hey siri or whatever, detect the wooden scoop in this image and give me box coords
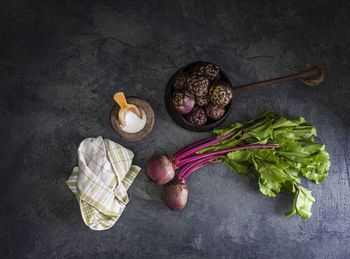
[113,92,142,127]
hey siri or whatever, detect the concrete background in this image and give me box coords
[1,0,349,258]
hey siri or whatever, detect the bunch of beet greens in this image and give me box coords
[146,110,330,219]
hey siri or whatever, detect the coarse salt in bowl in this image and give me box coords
[110,97,155,141]
[120,108,147,133]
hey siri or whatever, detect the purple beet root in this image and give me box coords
[146,155,175,185]
[162,179,188,211]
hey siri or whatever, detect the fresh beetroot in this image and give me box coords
[146,116,280,211]
[146,155,175,185]
[162,179,188,211]
[146,111,330,220]
[145,136,222,185]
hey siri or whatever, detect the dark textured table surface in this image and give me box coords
[1,0,350,258]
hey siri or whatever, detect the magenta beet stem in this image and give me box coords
[175,129,241,161]
[183,158,222,180]
[178,154,223,179]
[183,162,210,180]
[174,144,279,168]
[173,136,216,158]
[177,160,199,179]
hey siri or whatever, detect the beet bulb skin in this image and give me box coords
[162,180,188,211]
[146,155,175,185]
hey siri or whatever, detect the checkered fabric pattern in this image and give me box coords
[66,136,141,230]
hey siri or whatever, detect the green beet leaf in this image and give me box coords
[199,110,330,219]
[285,185,315,219]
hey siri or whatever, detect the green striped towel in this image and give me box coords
[66,137,140,230]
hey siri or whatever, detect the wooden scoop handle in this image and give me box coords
[114,92,128,109]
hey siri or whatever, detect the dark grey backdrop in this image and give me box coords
[1,0,349,258]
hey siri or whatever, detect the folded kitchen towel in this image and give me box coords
[66,136,141,230]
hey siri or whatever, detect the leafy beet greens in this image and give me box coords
[197,110,330,219]
[148,110,330,218]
